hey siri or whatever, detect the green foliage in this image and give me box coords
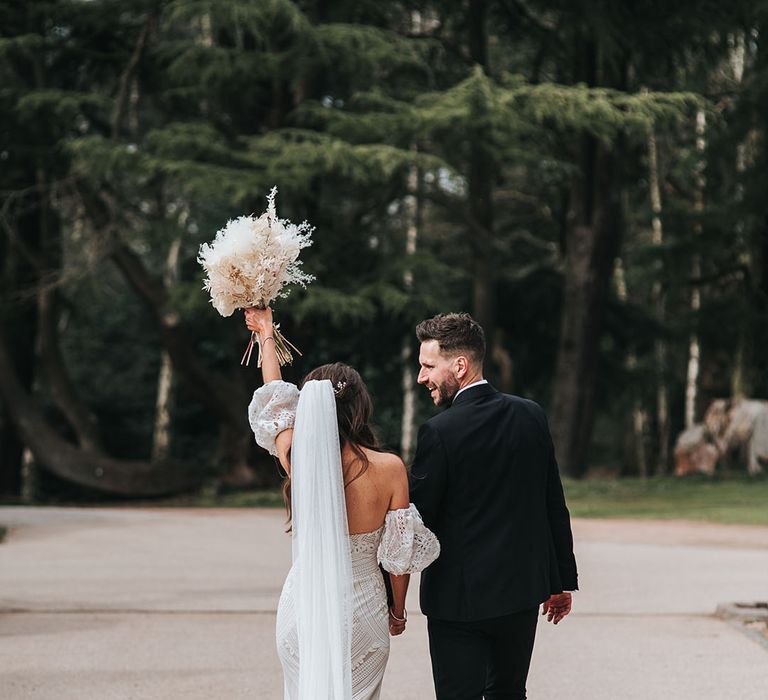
[2,0,767,499]
[510,84,701,140]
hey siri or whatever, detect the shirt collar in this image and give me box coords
[453,379,488,403]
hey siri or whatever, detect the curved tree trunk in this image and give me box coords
[0,324,200,496]
[76,183,255,483]
[38,284,103,452]
[0,207,39,497]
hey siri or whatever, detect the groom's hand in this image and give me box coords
[542,592,572,625]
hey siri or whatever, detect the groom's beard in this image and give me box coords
[435,376,460,406]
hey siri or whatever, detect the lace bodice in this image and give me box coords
[349,527,384,579]
[349,527,384,559]
[248,380,300,456]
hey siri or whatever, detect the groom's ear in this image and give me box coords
[454,355,469,378]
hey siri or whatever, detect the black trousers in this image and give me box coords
[427,607,539,700]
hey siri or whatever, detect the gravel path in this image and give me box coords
[1,507,766,699]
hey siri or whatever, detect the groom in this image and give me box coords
[409,312,578,700]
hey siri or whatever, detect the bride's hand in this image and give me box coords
[388,608,406,636]
[245,307,273,336]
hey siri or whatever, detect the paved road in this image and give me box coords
[1,507,766,699]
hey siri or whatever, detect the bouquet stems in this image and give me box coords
[240,323,302,367]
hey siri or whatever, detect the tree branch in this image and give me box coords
[111,14,154,139]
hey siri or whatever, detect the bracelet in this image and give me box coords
[261,336,275,345]
[388,608,407,623]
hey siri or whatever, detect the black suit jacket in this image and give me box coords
[410,383,578,622]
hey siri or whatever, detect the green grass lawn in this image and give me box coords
[562,475,768,526]
[6,476,766,528]
[153,488,287,509]
[160,474,768,527]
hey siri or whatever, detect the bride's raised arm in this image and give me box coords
[245,307,281,384]
[246,306,295,474]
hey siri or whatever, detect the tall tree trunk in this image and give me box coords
[647,122,670,472]
[758,213,768,385]
[152,234,182,462]
[400,157,420,462]
[152,349,174,461]
[550,133,624,478]
[614,257,648,477]
[400,10,428,462]
[729,36,752,399]
[731,140,753,400]
[400,337,417,461]
[685,110,706,429]
[751,20,768,398]
[550,36,626,478]
[467,0,497,360]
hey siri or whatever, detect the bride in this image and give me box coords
[245,307,440,700]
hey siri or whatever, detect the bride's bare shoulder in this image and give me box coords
[366,449,406,475]
[367,451,408,502]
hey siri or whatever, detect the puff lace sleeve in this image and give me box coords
[247,380,300,456]
[377,503,440,575]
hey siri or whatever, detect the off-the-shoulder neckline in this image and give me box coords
[348,524,384,536]
[347,505,415,536]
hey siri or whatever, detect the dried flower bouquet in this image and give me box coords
[198,187,314,366]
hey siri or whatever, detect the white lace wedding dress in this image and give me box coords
[249,380,440,700]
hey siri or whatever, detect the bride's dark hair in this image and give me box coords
[281,362,385,525]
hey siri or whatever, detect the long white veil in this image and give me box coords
[291,379,353,699]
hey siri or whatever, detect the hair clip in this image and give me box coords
[334,380,347,395]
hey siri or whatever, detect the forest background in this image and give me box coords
[1,0,767,502]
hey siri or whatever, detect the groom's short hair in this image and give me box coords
[416,313,486,365]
